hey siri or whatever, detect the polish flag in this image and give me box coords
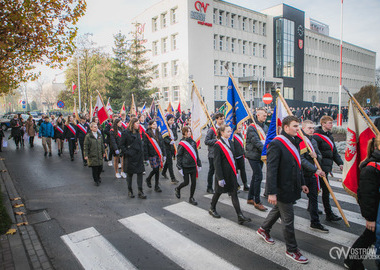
[177,102,181,113]
[191,86,209,148]
[72,82,77,94]
[93,95,108,124]
[342,99,377,198]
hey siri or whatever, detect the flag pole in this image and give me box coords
[157,103,177,154]
[191,80,216,130]
[343,86,380,135]
[276,89,350,227]
[90,96,93,118]
[96,90,110,120]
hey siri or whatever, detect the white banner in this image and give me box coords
[191,88,209,149]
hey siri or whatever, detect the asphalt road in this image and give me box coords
[1,131,375,270]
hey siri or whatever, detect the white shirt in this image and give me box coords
[222,137,230,148]
[92,132,98,139]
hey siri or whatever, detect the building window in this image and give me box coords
[231,38,235,52]
[172,60,178,76]
[214,35,217,50]
[162,62,168,77]
[219,11,223,25]
[163,87,169,102]
[220,86,224,99]
[220,61,224,76]
[243,64,246,77]
[226,37,229,52]
[243,87,246,98]
[253,43,256,56]
[152,17,158,32]
[243,41,246,54]
[161,13,167,28]
[152,41,158,56]
[275,18,295,78]
[173,86,179,102]
[232,63,235,76]
[213,9,217,24]
[171,8,177,24]
[219,36,224,50]
[263,45,266,58]
[171,34,177,50]
[283,87,294,99]
[253,65,257,77]
[263,23,266,35]
[225,12,229,26]
[242,18,246,31]
[263,66,266,77]
[214,60,217,75]
[214,86,217,99]
[231,14,235,28]
[162,37,167,53]
[252,20,256,33]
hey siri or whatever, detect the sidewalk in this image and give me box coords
[0,158,53,270]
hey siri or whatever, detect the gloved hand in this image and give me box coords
[197,166,202,172]
[170,140,175,145]
[115,150,120,155]
[236,173,239,180]
[163,156,166,162]
[179,169,184,176]
[218,180,226,187]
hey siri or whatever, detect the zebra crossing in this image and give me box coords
[61,178,362,270]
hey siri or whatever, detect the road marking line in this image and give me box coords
[165,202,343,270]
[61,227,137,270]
[119,213,239,270]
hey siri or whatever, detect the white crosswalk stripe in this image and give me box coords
[204,194,357,247]
[61,227,137,270]
[119,213,239,270]
[164,202,344,270]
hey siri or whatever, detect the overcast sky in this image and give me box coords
[39,0,380,82]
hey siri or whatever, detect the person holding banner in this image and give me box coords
[314,116,343,222]
[110,119,126,179]
[162,114,178,184]
[232,124,249,191]
[175,126,202,205]
[344,135,380,270]
[257,116,309,264]
[205,112,225,194]
[209,124,251,225]
[54,116,65,156]
[64,115,77,161]
[144,120,166,192]
[76,117,90,166]
[300,120,329,233]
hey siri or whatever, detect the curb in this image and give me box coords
[0,159,53,270]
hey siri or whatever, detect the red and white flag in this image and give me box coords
[106,98,113,115]
[93,94,108,124]
[72,82,77,94]
[120,101,126,115]
[191,86,209,148]
[343,99,377,198]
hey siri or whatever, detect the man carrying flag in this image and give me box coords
[161,114,179,184]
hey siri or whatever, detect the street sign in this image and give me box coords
[263,93,273,104]
[366,98,371,104]
[21,101,26,105]
[22,105,26,109]
[57,100,65,108]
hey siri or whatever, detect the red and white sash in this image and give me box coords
[146,132,163,168]
[121,121,128,129]
[250,123,266,144]
[117,130,122,138]
[77,123,87,134]
[273,135,301,169]
[234,134,244,149]
[55,125,64,134]
[67,124,76,135]
[303,135,320,191]
[179,141,199,177]
[367,162,380,171]
[210,127,217,136]
[139,124,146,134]
[168,125,178,156]
[314,133,334,152]
[215,140,237,176]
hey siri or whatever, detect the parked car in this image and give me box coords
[0,114,29,131]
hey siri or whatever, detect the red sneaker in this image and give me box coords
[256,227,275,245]
[285,249,309,264]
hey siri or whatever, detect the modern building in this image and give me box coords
[133,0,376,111]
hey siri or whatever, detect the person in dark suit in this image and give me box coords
[208,124,251,225]
[232,124,249,191]
[257,116,309,264]
[76,116,90,166]
[63,115,77,161]
[162,114,178,183]
[121,117,146,199]
[374,116,380,132]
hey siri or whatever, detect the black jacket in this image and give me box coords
[76,122,90,141]
[143,129,166,159]
[313,126,343,173]
[10,118,21,137]
[204,127,218,159]
[233,133,245,158]
[54,122,65,140]
[245,120,268,161]
[110,127,123,153]
[176,138,202,170]
[301,132,322,178]
[163,124,178,158]
[103,121,113,144]
[357,149,380,222]
[121,129,145,174]
[64,123,77,141]
[266,131,305,203]
[214,138,239,193]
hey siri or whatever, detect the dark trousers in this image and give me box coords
[91,165,103,183]
[345,228,376,270]
[79,138,85,161]
[247,159,263,203]
[236,157,248,186]
[207,158,215,190]
[147,167,160,187]
[211,190,242,215]
[262,201,298,252]
[177,167,197,198]
[14,135,21,147]
[127,173,143,191]
[29,136,34,147]
[68,139,76,159]
[320,174,333,215]
[162,154,175,179]
[305,176,320,225]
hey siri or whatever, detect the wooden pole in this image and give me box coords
[191,80,216,130]
[276,89,350,227]
[157,104,177,155]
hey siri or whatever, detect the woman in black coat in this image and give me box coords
[110,119,126,179]
[121,117,146,199]
[10,114,22,149]
[209,124,251,225]
[175,126,201,205]
[233,124,249,191]
[345,135,380,270]
[144,119,166,192]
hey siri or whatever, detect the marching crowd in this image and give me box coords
[1,107,380,269]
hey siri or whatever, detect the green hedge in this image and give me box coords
[0,185,12,235]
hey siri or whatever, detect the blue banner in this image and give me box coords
[225,77,249,137]
[261,106,277,158]
[156,107,169,138]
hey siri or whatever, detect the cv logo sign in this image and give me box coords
[195,1,209,13]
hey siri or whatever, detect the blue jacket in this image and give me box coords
[39,122,54,138]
